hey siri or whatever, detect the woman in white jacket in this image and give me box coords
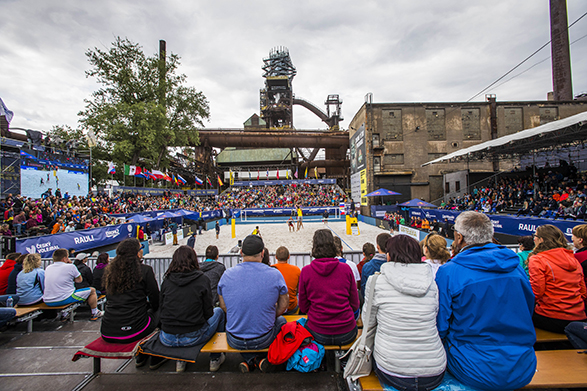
[363,234,446,391]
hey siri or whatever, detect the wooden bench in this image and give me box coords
[9,306,43,333]
[358,350,587,390]
[33,301,82,322]
[283,314,363,328]
[535,328,568,343]
[201,330,361,372]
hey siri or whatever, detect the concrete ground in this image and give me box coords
[0,307,344,391]
[145,220,390,258]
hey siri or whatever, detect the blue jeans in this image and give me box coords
[227,316,286,363]
[160,307,225,348]
[565,321,587,349]
[0,308,16,327]
[373,357,445,391]
[306,324,358,346]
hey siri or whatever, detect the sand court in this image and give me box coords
[145,219,390,259]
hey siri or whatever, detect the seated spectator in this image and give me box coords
[0,295,20,328]
[51,218,65,234]
[92,253,109,295]
[3,253,22,295]
[436,211,536,390]
[565,321,587,349]
[74,253,93,290]
[0,223,12,236]
[218,235,288,373]
[43,249,102,321]
[100,239,165,368]
[421,233,450,277]
[517,235,534,278]
[333,236,360,290]
[357,243,375,278]
[261,247,271,266]
[271,246,301,315]
[530,225,587,333]
[364,234,446,390]
[16,253,45,305]
[159,246,225,372]
[360,233,391,299]
[0,253,21,295]
[299,229,359,346]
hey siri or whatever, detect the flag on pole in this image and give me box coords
[207,176,212,186]
[304,167,308,178]
[0,98,14,123]
[229,170,234,185]
[163,172,172,182]
[217,174,224,187]
[172,174,177,184]
[177,174,186,185]
[195,175,203,185]
[144,169,157,180]
[266,169,269,180]
[277,170,280,180]
[124,164,137,176]
[257,170,259,181]
[295,168,298,179]
[286,169,289,180]
[134,167,147,178]
[107,162,116,174]
[151,170,165,180]
[314,167,318,178]
[249,171,251,180]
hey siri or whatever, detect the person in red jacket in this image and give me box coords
[530,224,587,333]
[0,253,21,295]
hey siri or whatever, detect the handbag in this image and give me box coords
[341,272,379,381]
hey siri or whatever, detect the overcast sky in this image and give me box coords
[1,0,586,134]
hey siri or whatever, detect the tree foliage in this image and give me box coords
[78,37,209,170]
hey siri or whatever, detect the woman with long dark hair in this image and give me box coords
[100,238,163,368]
[92,253,109,295]
[298,229,359,345]
[364,235,446,391]
[530,224,587,333]
[158,245,225,372]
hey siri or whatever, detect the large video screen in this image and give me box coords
[20,148,89,199]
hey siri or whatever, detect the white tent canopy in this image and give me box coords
[422,111,587,166]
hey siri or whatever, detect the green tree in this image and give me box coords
[78,37,209,171]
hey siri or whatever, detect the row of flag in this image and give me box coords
[229,167,319,181]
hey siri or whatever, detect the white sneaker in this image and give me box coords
[90,310,104,321]
[176,360,187,372]
[209,353,225,372]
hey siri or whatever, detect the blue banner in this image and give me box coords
[113,186,217,196]
[232,179,336,187]
[239,206,338,217]
[408,208,581,239]
[16,222,139,257]
[371,205,399,218]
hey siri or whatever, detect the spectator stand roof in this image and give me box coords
[422,111,587,166]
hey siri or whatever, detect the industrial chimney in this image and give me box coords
[550,0,573,101]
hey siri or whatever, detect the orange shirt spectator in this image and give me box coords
[51,219,65,234]
[272,246,301,314]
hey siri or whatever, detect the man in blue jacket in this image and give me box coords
[436,211,536,390]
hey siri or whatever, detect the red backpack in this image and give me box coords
[268,321,313,365]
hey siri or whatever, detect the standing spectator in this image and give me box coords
[272,246,301,315]
[43,249,102,321]
[436,211,536,390]
[92,253,109,295]
[170,222,178,246]
[0,253,21,295]
[187,233,196,249]
[360,233,391,299]
[299,229,359,346]
[517,236,535,278]
[215,221,220,240]
[158,246,225,372]
[16,253,45,306]
[529,225,587,333]
[218,235,288,373]
[363,234,446,390]
[422,233,451,277]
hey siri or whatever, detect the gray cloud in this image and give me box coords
[1,0,586,133]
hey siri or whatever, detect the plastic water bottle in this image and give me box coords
[6,296,13,307]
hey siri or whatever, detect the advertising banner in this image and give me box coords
[16,222,138,257]
[408,208,580,239]
[113,186,217,196]
[241,206,339,217]
[232,179,336,187]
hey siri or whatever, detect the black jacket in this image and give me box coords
[92,266,106,294]
[74,262,93,289]
[101,264,160,339]
[159,270,214,335]
[199,261,226,306]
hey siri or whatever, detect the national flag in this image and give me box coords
[135,167,147,178]
[124,164,137,176]
[195,175,203,186]
[277,170,280,180]
[229,170,234,185]
[286,169,289,180]
[107,162,116,174]
[171,174,177,184]
[294,168,298,179]
[207,176,212,186]
[0,97,14,123]
[177,174,186,185]
[143,169,157,180]
[257,170,259,181]
[314,167,318,178]
[266,169,269,180]
[248,171,251,180]
[151,170,165,180]
[163,172,172,182]
[217,174,223,186]
[304,167,308,178]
